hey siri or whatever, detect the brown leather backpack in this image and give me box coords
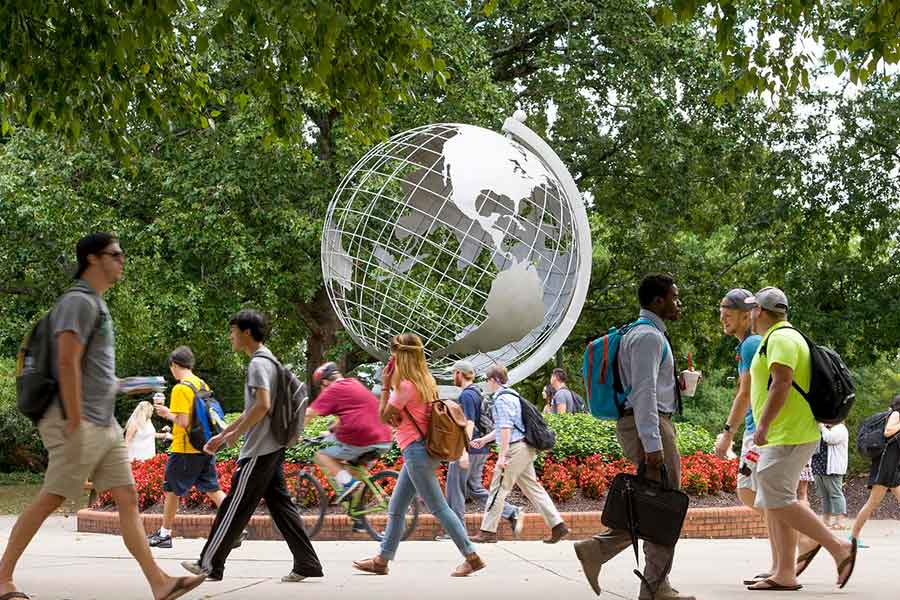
[406,397,469,461]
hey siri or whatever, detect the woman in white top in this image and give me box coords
[124,401,170,461]
[811,422,849,529]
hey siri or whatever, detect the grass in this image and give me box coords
[0,473,88,514]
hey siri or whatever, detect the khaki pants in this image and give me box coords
[480,441,562,533]
[583,415,681,592]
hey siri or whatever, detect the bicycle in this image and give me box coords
[292,434,419,541]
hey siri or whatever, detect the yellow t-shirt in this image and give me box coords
[750,322,820,447]
[169,374,209,454]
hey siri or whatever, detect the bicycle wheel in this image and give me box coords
[357,470,419,542]
[292,470,328,539]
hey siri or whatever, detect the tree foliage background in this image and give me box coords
[1,0,898,470]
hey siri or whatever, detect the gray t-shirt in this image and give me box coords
[51,281,117,426]
[552,388,576,414]
[239,346,283,460]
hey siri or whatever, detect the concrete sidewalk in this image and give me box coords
[1,516,897,599]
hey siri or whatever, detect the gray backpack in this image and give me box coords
[16,289,102,424]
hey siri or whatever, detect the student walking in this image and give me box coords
[744,287,856,591]
[182,310,322,583]
[574,273,692,600]
[812,422,849,530]
[850,395,900,544]
[353,333,484,577]
[439,360,522,542]
[469,363,568,544]
[0,233,206,600]
[147,346,234,550]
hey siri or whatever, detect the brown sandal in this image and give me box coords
[353,556,389,575]
[451,553,485,577]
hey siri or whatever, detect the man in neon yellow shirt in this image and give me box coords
[746,287,856,592]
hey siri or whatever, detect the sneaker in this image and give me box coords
[231,529,249,549]
[181,560,222,582]
[351,519,367,533]
[336,480,362,503]
[434,534,453,541]
[508,508,524,538]
[147,529,172,548]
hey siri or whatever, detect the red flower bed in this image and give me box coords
[93,452,738,512]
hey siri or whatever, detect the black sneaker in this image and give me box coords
[148,529,172,548]
[351,519,367,533]
[231,529,249,549]
[181,560,222,582]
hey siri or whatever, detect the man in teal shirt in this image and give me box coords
[745,287,856,592]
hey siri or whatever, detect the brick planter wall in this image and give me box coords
[77,505,766,541]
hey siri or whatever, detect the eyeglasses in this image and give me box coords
[100,250,125,261]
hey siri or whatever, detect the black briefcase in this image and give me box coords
[601,463,689,547]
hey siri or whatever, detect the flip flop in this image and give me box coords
[747,578,803,591]
[160,574,207,600]
[0,593,30,600]
[837,538,858,589]
[795,544,822,577]
[742,573,773,586]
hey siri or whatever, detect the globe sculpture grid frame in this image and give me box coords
[322,117,591,384]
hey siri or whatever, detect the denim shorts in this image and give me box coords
[319,440,391,462]
[164,453,220,496]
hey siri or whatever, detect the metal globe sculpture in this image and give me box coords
[322,116,591,384]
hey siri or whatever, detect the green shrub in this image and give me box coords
[544,413,714,459]
[0,358,46,472]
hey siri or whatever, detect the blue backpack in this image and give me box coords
[582,319,668,419]
[182,380,226,453]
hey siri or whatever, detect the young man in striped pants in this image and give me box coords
[181,309,322,583]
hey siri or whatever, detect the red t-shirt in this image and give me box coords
[310,378,392,447]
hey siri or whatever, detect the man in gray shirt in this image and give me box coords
[574,273,694,600]
[549,368,576,414]
[183,309,322,584]
[0,233,206,600]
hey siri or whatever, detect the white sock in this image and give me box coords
[159,527,172,537]
[336,470,352,486]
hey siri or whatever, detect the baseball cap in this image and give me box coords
[452,360,475,377]
[312,362,340,384]
[746,287,789,315]
[720,288,754,311]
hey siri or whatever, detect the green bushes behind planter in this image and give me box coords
[0,358,46,472]
[215,412,715,464]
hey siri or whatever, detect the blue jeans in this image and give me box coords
[380,440,475,560]
[446,453,516,523]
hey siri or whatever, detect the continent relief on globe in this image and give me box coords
[432,260,545,358]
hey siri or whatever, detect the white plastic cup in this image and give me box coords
[681,369,702,397]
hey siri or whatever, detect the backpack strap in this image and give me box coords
[55,288,104,418]
[759,325,809,398]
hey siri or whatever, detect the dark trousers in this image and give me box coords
[199,448,323,578]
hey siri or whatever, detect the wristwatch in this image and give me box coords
[723,423,732,433]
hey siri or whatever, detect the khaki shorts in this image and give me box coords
[754,441,818,510]
[38,403,134,501]
[737,433,758,491]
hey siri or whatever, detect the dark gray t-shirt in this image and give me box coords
[552,388,576,414]
[51,281,117,425]
[239,346,283,460]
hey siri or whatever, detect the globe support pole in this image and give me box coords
[501,116,592,385]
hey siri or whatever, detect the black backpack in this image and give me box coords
[856,410,892,459]
[760,326,855,425]
[252,353,308,446]
[571,391,588,414]
[15,289,102,424]
[498,389,556,450]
